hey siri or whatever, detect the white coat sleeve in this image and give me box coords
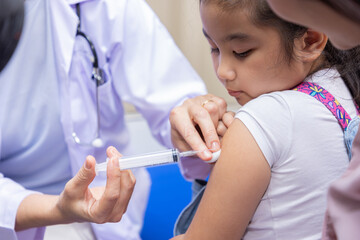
[110,0,207,148]
[0,174,45,240]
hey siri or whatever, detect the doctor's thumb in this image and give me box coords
[72,156,96,193]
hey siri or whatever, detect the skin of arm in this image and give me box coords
[171,119,271,239]
[15,147,136,231]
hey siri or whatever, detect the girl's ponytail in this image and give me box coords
[323,43,360,105]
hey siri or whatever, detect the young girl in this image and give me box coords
[171,0,360,239]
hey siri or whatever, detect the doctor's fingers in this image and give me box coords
[91,158,135,223]
[216,112,236,141]
[65,156,96,195]
[217,121,227,138]
[107,169,136,222]
[216,112,236,139]
[106,146,123,159]
[170,106,212,160]
[222,111,236,128]
[201,94,228,125]
[188,95,227,151]
[170,122,204,155]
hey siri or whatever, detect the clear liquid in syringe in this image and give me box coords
[95,149,221,174]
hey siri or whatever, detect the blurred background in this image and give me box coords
[145,0,236,105]
[125,0,236,114]
[121,1,238,239]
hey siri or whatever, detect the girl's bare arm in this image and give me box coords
[172,119,271,240]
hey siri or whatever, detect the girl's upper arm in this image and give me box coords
[183,118,271,240]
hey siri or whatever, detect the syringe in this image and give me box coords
[95,149,221,174]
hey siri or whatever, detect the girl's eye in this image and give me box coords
[210,47,219,54]
[234,49,252,58]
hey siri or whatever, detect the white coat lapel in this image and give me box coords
[48,0,78,76]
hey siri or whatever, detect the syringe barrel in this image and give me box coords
[95,148,218,174]
[117,148,179,170]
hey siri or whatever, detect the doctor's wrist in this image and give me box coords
[15,193,71,231]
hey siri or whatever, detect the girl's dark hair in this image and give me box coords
[200,0,360,105]
[320,0,360,104]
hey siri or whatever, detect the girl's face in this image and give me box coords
[200,2,310,105]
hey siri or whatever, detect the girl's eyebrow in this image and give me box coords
[202,28,250,42]
[225,33,250,41]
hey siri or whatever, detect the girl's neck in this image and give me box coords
[308,54,328,75]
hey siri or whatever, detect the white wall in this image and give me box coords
[125,114,165,153]
[123,0,237,113]
[146,0,236,105]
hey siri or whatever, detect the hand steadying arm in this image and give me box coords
[170,94,234,159]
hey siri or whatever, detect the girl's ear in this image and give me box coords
[294,29,328,63]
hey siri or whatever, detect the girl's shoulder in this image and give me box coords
[238,68,355,118]
[237,90,305,116]
[235,92,296,167]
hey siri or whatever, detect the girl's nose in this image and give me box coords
[217,58,236,82]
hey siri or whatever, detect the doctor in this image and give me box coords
[0,0,208,239]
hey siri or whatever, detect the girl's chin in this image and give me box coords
[236,98,246,106]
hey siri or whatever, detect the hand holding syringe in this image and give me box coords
[95,149,221,174]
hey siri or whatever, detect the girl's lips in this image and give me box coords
[227,90,243,97]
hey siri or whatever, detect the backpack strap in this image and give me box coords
[293,82,360,131]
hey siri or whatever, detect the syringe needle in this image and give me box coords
[179,150,198,157]
[179,149,221,163]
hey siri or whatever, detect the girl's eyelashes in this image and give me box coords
[210,47,253,59]
[210,47,252,58]
[210,47,219,54]
[234,49,252,58]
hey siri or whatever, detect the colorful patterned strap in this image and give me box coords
[293,82,360,131]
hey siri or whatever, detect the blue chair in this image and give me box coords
[141,164,192,240]
[125,114,192,239]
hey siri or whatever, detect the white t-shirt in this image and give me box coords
[236,69,352,239]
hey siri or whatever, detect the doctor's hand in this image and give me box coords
[170,94,234,161]
[216,110,236,142]
[57,146,135,224]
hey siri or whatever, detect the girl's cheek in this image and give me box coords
[211,57,219,75]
